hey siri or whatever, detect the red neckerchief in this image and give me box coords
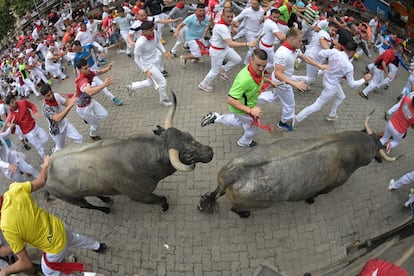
[176,3,184,9]
[44,95,59,107]
[247,62,263,85]
[196,12,205,23]
[217,16,230,26]
[249,115,274,132]
[141,33,155,40]
[282,41,296,52]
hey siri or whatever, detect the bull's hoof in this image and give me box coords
[98,196,113,204]
[101,207,111,214]
[305,198,315,204]
[231,207,251,218]
[161,202,169,212]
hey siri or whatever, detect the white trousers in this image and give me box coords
[258,43,275,71]
[170,27,186,54]
[392,171,414,205]
[214,112,259,145]
[296,79,345,123]
[23,78,40,96]
[41,227,100,276]
[243,30,260,65]
[378,63,398,88]
[92,76,115,100]
[31,68,49,83]
[120,30,132,55]
[200,47,242,87]
[1,150,39,181]
[380,121,404,149]
[258,74,306,123]
[51,122,83,152]
[131,65,169,102]
[46,64,66,80]
[76,100,108,137]
[24,124,49,159]
[363,67,384,96]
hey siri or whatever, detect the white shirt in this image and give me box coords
[368,18,378,33]
[305,29,332,59]
[75,30,94,45]
[133,34,165,72]
[274,45,301,78]
[262,18,281,46]
[319,49,364,88]
[233,7,264,33]
[210,23,231,49]
[45,51,56,68]
[129,17,155,41]
[87,20,102,36]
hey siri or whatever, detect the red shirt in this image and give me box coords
[9,100,37,134]
[391,95,414,134]
[374,49,396,70]
[75,71,97,106]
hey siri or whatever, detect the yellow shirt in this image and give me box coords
[0,182,66,254]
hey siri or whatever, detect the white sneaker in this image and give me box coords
[126,85,134,96]
[404,200,412,208]
[219,71,229,80]
[198,83,213,92]
[326,115,338,121]
[160,99,172,106]
[388,179,395,191]
[180,55,186,66]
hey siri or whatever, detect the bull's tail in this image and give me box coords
[198,186,225,213]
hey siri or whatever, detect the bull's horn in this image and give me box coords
[379,149,397,162]
[168,148,195,172]
[364,109,376,135]
[164,92,177,129]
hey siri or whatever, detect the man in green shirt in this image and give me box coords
[17,54,40,97]
[200,49,278,147]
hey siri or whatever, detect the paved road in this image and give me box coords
[0,33,413,275]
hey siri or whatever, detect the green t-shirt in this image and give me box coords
[278,5,295,24]
[18,63,29,79]
[228,66,263,115]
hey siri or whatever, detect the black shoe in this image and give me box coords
[161,70,168,77]
[359,91,368,100]
[83,120,89,124]
[169,50,176,58]
[201,112,217,127]
[127,53,132,57]
[93,243,107,253]
[24,144,31,151]
[237,140,258,147]
[89,135,102,141]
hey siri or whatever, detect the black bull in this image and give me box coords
[45,93,213,213]
[199,114,396,218]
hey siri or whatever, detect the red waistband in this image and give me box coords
[77,101,91,108]
[277,20,288,26]
[210,45,225,50]
[261,40,272,48]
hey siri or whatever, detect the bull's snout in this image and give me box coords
[199,145,214,163]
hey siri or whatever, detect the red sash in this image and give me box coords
[42,252,92,274]
[195,39,209,55]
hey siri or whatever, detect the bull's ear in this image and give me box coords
[153,125,165,136]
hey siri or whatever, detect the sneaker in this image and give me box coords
[404,200,412,208]
[126,53,132,58]
[93,243,107,253]
[161,70,168,77]
[112,97,123,106]
[201,112,217,127]
[326,115,338,121]
[291,116,298,129]
[219,71,229,80]
[169,50,177,58]
[384,111,390,121]
[98,59,107,65]
[383,85,389,90]
[160,99,172,106]
[126,85,134,96]
[359,91,368,100]
[83,120,89,124]
[388,179,396,191]
[24,144,31,151]
[89,135,102,141]
[198,83,213,92]
[180,55,186,66]
[277,121,293,132]
[237,140,258,148]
